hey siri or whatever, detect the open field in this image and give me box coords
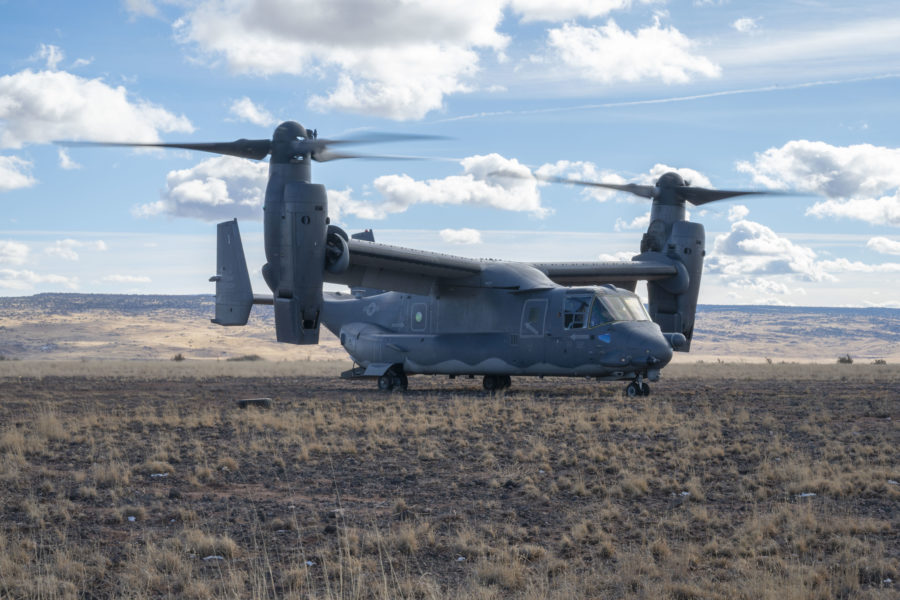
[1,294,898,363]
[0,361,898,599]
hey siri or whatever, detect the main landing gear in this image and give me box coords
[624,374,650,397]
[377,367,408,392]
[482,374,511,391]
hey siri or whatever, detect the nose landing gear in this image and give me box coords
[624,374,650,397]
[377,367,408,392]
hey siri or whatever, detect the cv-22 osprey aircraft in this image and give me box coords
[63,121,779,395]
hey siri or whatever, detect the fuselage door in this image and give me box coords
[520,298,548,337]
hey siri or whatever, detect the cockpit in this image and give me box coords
[563,289,651,329]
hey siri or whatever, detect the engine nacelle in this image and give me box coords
[268,178,328,345]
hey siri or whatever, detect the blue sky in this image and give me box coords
[1,0,899,307]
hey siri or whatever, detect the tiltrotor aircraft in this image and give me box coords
[64,121,778,395]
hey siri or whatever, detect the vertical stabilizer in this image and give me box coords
[210,219,253,326]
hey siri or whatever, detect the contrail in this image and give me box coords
[430,73,900,124]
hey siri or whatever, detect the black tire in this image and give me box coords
[625,382,639,397]
[377,375,394,391]
[483,375,498,391]
[501,375,512,389]
[641,382,650,396]
[394,372,409,391]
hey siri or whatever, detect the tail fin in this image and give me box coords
[210,219,253,326]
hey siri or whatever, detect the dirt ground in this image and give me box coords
[0,362,897,599]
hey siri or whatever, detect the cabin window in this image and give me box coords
[587,294,651,326]
[563,294,592,329]
[521,299,547,336]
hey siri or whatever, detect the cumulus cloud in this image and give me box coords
[545,19,721,84]
[44,239,107,261]
[817,258,900,273]
[737,140,900,227]
[0,269,77,291]
[867,237,900,256]
[229,97,276,127]
[0,68,193,148]
[806,196,900,227]
[707,218,832,282]
[727,204,749,222]
[439,228,482,244]
[174,0,508,120]
[510,0,631,22]
[373,154,549,218]
[124,0,160,18]
[0,241,29,265]
[134,155,269,221]
[0,156,37,191]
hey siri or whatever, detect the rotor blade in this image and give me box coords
[677,187,794,206]
[312,150,438,163]
[56,139,272,160]
[490,171,657,199]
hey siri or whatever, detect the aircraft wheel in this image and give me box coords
[501,375,512,389]
[377,374,394,391]
[394,372,409,391]
[482,375,499,391]
[624,382,639,397]
[641,382,650,396]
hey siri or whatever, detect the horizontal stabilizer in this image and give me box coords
[210,219,253,326]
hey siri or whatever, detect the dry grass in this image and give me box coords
[0,360,897,599]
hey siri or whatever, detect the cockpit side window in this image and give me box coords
[600,295,632,322]
[622,295,651,321]
[563,294,592,329]
[589,297,613,327]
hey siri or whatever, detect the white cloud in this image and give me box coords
[135,155,268,221]
[45,239,107,261]
[867,237,900,256]
[615,212,650,231]
[0,156,37,191]
[707,219,833,282]
[102,274,152,283]
[229,97,276,127]
[546,19,720,84]
[727,277,802,296]
[817,258,900,273]
[510,0,631,22]
[0,68,193,149]
[727,205,749,222]
[0,269,77,291]
[439,228,482,244]
[36,44,65,70]
[805,195,900,228]
[124,0,160,18]
[732,18,758,33]
[0,241,29,265]
[58,148,81,170]
[174,0,508,120]
[373,154,549,218]
[738,140,900,227]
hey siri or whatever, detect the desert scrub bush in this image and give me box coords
[837,354,853,364]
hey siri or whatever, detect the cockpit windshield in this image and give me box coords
[565,291,650,329]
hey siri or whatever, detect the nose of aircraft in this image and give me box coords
[613,322,673,369]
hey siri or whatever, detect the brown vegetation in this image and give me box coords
[0,361,897,598]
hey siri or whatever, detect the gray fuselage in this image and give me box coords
[321,284,673,381]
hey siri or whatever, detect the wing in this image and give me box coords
[532,260,678,291]
[326,239,485,295]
